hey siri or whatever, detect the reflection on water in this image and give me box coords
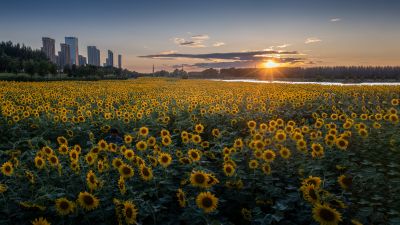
[209,79,400,86]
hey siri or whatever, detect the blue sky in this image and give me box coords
[1,0,399,72]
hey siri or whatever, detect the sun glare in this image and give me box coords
[264,60,279,68]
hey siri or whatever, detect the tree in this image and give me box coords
[49,63,57,76]
[37,61,49,76]
[23,60,35,78]
[64,65,72,77]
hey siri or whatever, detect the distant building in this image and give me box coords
[78,55,87,66]
[65,37,79,65]
[41,37,56,63]
[118,54,122,69]
[106,50,114,67]
[59,43,71,68]
[87,46,100,66]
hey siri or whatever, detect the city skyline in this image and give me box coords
[40,35,122,69]
[1,0,400,72]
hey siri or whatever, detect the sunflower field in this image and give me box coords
[0,78,399,225]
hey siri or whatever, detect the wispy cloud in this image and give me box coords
[140,49,306,69]
[174,37,205,48]
[276,44,291,48]
[330,18,341,22]
[213,42,225,47]
[140,50,299,61]
[191,34,209,40]
[159,50,178,54]
[305,38,322,44]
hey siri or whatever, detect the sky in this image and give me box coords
[1,0,399,72]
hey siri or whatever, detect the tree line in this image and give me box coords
[184,67,400,81]
[0,41,57,76]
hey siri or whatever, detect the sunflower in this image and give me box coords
[188,149,202,162]
[254,140,265,151]
[85,153,97,166]
[176,188,187,207]
[335,138,348,150]
[1,161,14,176]
[247,120,257,130]
[162,136,172,146]
[301,184,320,204]
[122,200,138,224]
[58,145,69,155]
[57,136,68,146]
[312,204,342,225]
[77,191,99,211]
[34,156,46,169]
[124,135,133,144]
[191,134,201,144]
[179,157,192,164]
[248,160,259,169]
[86,170,101,190]
[302,176,322,189]
[112,157,124,169]
[69,149,79,162]
[351,219,363,225]
[338,175,352,190]
[147,136,156,146]
[121,149,134,161]
[136,141,147,151]
[118,176,126,194]
[233,138,243,148]
[139,126,149,137]
[190,171,210,188]
[158,152,172,167]
[160,129,170,137]
[139,165,153,181]
[98,139,108,150]
[274,131,287,142]
[196,192,218,213]
[223,163,235,177]
[279,147,291,159]
[119,164,134,179]
[47,155,59,167]
[195,123,204,133]
[25,170,35,184]
[357,129,368,138]
[31,217,51,225]
[261,163,271,175]
[262,150,276,162]
[42,146,54,155]
[55,197,75,216]
[211,128,221,138]
[0,183,8,193]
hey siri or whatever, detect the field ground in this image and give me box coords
[0,78,399,225]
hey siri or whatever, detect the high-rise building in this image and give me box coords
[41,37,56,63]
[106,50,114,67]
[87,46,100,66]
[59,43,71,68]
[118,54,122,69]
[78,55,87,66]
[65,37,79,65]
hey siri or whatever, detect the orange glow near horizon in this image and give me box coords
[263,60,280,68]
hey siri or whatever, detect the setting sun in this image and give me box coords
[264,60,280,68]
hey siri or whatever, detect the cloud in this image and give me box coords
[140,50,299,61]
[213,42,225,47]
[189,57,304,69]
[173,37,205,48]
[191,34,209,40]
[305,38,322,44]
[159,50,178,55]
[276,44,291,48]
[330,18,341,22]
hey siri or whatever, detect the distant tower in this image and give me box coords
[42,37,56,63]
[65,37,79,65]
[118,54,122,69]
[152,64,155,76]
